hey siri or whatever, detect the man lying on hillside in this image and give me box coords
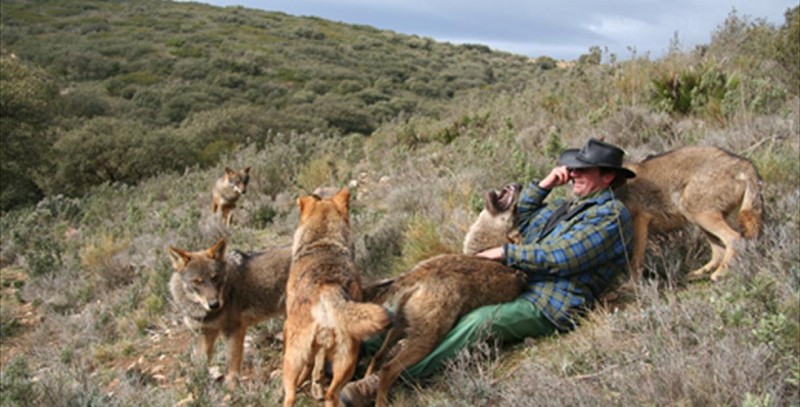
[341,138,636,406]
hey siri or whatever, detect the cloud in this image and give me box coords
[192,0,794,60]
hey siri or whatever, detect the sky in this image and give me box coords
[189,0,794,60]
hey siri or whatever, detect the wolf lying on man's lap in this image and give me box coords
[167,239,291,389]
[211,166,250,227]
[350,182,528,407]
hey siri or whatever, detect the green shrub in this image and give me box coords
[0,356,37,406]
[391,214,454,275]
[60,90,110,118]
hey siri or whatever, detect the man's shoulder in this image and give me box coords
[589,191,632,220]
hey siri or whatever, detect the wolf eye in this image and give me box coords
[192,278,203,285]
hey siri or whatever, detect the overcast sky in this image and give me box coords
[191,0,793,60]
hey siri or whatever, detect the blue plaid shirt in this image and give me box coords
[503,181,633,331]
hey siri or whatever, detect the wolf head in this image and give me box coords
[223,167,250,197]
[463,182,522,255]
[168,239,228,313]
[292,188,352,257]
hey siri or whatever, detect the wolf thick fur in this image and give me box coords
[616,145,763,282]
[211,166,250,226]
[167,239,291,389]
[283,188,391,407]
[359,183,527,407]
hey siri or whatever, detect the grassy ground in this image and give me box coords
[2,48,799,407]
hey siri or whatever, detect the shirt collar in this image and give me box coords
[572,188,613,206]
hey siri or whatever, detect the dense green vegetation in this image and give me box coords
[1,1,798,406]
[0,0,552,211]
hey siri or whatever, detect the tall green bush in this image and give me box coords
[0,56,59,211]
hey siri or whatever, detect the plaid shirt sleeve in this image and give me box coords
[515,181,558,234]
[503,187,631,278]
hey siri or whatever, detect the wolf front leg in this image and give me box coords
[629,212,652,282]
[224,325,247,390]
[200,327,220,362]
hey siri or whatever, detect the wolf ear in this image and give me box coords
[207,239,226,261]
[332,187,350,217]
[224,167,235,176]
[243,166,251,174]
[298,195,317,222]
[483,190,498,214]
[167,246,191,272]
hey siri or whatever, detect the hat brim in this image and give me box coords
[558,149,636,179]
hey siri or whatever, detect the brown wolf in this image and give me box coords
[167,239,292,389]
[211,166,251,226]
[354,183,528,407]
[616,145,763,282]
[282,188,391,407]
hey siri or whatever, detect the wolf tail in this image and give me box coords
[320,287,391,341]
[737,170,763,240]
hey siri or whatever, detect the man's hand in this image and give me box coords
[476,246,504,260]
[539,165,571,190]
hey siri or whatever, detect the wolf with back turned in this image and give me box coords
[167,239,291,389]
[211,166,250,226]
[282,188,391,407]
[616,145,763,282]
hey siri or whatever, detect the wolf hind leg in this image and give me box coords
[375,337,439,407]
[325,339,359,407]
[366,326,403,376]
[282,344,309,407]
[686,211,741,281]
[687,230,725,280]
[311,346,326,400]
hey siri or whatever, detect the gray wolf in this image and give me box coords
[167,239,292,389]
[353,183,527,407]
[211,166,250,226]
[282,188,391,407]
[616,145,763,282]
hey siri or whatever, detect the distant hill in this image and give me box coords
[1,0,547,133]
[1,0,567,208]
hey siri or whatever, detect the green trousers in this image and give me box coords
[364,296,557,378]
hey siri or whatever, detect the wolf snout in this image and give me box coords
[207,299,221,310]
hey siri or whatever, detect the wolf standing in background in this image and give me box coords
[616,145,763,282]
[167,239,292,389]
[282,188,391,407]
[211,166,250,227]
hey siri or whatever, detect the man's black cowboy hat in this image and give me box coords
[558,138,636,179]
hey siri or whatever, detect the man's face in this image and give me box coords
[568,167,615,197]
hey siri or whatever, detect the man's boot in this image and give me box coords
[340,373,379,407]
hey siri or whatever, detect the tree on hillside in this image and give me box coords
[776,6,799,94]
[50,118,193,196]
[0,56,59,212]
